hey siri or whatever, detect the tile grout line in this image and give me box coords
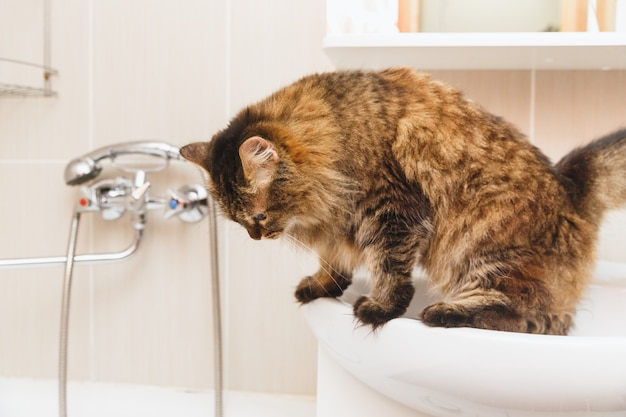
[87,0,96,382]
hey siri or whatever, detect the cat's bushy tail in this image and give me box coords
[556,128,626,225]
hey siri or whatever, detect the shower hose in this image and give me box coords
[58,199,223,417]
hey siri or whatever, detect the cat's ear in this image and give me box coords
[239,136,279,187]
[180,142,211,169]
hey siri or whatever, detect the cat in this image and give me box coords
[181,67,626,335]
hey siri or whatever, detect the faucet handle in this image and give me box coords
[77,177,131,220]
[131,181,151,206]
[165,184,209,223]
[76,186,101,213]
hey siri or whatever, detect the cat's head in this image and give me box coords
[181,127,302,241]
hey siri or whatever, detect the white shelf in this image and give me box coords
[323,32,626,70]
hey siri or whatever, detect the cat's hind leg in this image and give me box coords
[419,292,527,332]
[419,273,567,334]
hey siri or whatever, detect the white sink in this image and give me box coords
[303,261,626,416]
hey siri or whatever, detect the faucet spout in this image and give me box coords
[0,228,143,270]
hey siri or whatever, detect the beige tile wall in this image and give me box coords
[1,0,626,400]
[534,70,626,160]
[0,0,222,390]
[533,70,626,263]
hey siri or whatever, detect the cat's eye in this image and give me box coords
[252,213,267,222]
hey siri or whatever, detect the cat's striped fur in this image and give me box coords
[182,68,626,335]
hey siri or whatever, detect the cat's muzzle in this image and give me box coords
[245,225,279,240]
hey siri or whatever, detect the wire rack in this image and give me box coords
[0,83,54,96]
[1,0,57,97]
[0,59,57,97]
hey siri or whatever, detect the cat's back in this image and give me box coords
[254,68,435,124]
[245,68,450,159]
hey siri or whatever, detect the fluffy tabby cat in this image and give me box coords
[181,67,626,335]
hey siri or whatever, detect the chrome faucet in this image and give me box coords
[0,140,208,269]
[69,141,208,228]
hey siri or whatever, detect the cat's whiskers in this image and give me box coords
[282,234,345,293]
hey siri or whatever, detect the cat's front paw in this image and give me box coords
[295,277,320,304]
[353,296,404,328]
[295,275,344,304]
